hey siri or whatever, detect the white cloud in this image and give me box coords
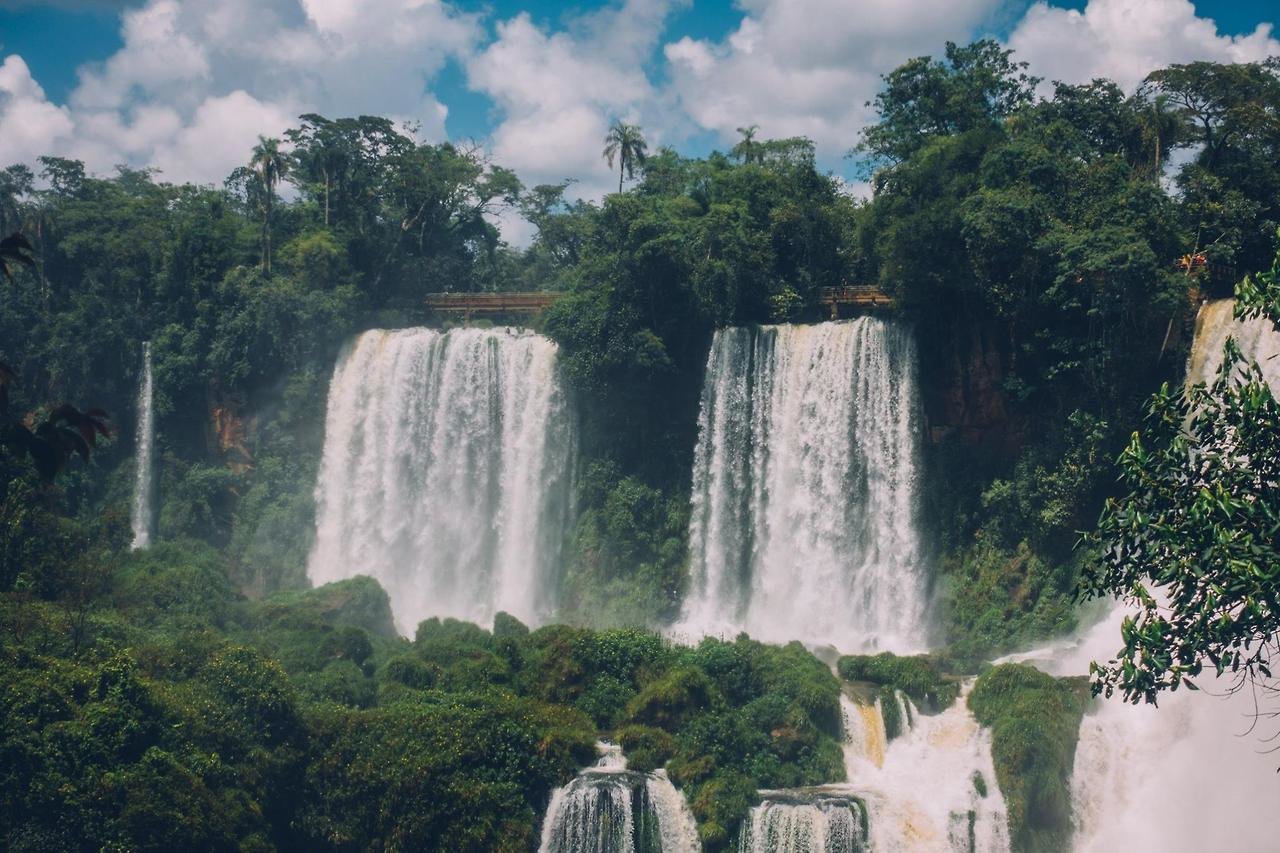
[2,0,1277,205]
[1008,0,1280,92]
[0,56,75,166]
[467,0,686,200]
[663,0,1005,165]
[2,0,479,184]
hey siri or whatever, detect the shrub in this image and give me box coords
[968,664,1088,853]
[837,651,960,711]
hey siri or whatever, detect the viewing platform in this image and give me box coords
[424,285,893,321]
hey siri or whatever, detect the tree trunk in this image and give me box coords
[619,157,624,194]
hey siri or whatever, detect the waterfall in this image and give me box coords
[739,791,868,853]
[308,327,576,634]
[839,689,1009,852]
[130,340,155,550]
[678,318,928,650]
[1003,607,1280,853]
[1185,297,1280,388]
[539,742,700,853]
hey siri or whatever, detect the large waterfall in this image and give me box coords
[130,340,155,550]
[539,743,700,853]
[308,327,576,634]
[678,318,928,650]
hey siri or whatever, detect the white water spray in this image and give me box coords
[308,327,576,634]
[678,319,928,650]
[130,340,154,550]
[1015,298,1280,851]
[839,688,1009,852]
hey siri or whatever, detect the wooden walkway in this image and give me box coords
[424,285,893,320]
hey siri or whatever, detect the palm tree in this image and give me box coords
[249,137,290,274]
[732,125,760,164]
[1140,94,1184,178]
[602,121,648,194]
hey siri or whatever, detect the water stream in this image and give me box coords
[130,340,154,550]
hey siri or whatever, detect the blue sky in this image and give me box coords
[0,0,1276,207]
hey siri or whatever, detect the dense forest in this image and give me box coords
[2,41,1279,851]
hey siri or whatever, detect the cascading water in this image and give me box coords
[678,318,928,650]
[838,688,1009,852]
[1012,299,1280,852]
[130,340,155,550]
[539,742,701,853]
[739,791,869,853]
[308,327,576,634]
[1185,297,1280,388]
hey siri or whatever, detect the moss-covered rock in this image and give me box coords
[968,664,1088,853]
[837,651,960,712]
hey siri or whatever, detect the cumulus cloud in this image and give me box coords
[2,0,478,183]
[0,56,75,166]
[663,0,1005,164]
[1008,0,1280,92]
[467,0,686,199]
[2,0,1277,198]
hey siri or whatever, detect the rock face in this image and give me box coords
[921,321,1018,454]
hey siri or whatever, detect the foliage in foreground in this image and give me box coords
[1085,235,1280,703]
[0,538,845,851]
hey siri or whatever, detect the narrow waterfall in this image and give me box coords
[839,689,1009,852]
[739,791,868,853]
[679,318,927,650]
[130,340,155,550]
[308,327,576,634]
[539,743,701,853]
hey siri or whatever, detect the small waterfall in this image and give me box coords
[739,792,868,853]
[839,690,1009,853]
[539,742,700,853]
[678,319,928,650]
[130,341,155,550]
[308,327,576,634]
[1186,297,1280,388]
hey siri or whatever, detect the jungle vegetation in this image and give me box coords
[2,41,1278,851]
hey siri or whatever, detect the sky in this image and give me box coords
[0,0,1277,226]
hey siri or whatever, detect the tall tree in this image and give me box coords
[603,121,648,193]
[249,137,290,274]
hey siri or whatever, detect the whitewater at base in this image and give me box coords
[539,743,701,853]
[308,327,576,634]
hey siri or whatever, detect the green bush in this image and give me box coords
[617,724,676,772]
[837,651,959,711]
[969,664,1089,853]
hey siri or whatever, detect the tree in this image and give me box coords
[856,40,1039,167]
[249,137,290,274]
[603,121,649,193]
[1145,60,1280,273]
[1084,233,1280,705]
[732,126,760,164]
